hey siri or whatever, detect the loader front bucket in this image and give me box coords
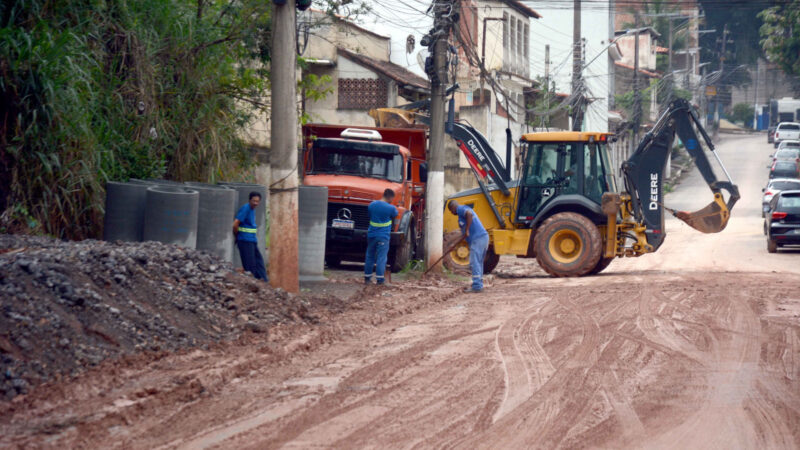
[672,192,731,234]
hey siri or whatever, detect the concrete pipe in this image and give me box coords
[218,183,268,269]
[143,186,199,249]
[103,181,149,242]
[298,186,328,281]
[184,182,236,262]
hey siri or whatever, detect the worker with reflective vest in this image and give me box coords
[233,192,268,281]
[364,188,398,285]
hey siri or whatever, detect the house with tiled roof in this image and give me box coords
[298,9,429,128]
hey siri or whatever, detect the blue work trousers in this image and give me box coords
[364,237,390,283]
[237,240,268,282]
[469,234,489,290]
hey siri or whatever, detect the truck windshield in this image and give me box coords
[310,147,403,183]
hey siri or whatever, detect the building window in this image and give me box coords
[338,78,388,110]
[523,24,529,77]
[502,13,508,63]
[510,17,516,71]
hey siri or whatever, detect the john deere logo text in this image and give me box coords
[649,173,659,210]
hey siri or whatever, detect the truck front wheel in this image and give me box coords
[391,225,414,272]
[534,212,602,277]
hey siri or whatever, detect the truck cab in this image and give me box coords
[302,124,427,271]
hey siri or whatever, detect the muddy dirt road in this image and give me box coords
[2,134,800,448]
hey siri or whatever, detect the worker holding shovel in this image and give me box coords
[447,200,489,293]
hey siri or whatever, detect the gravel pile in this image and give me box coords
[0,235,331,400]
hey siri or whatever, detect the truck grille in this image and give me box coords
[327,202,370,230]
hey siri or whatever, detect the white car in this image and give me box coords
[774,122,800,148]
[778,140,800,150]
[762,178,800,217]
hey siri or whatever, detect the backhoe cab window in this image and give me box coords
[309,146,403,183]
[585,142,615,203]
[523,143,580,194]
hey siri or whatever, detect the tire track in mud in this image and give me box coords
[462,292,605,448]
[641,280,772,449]
[6,273,800,449]
[491,299,554,422]
[219,326,503,449]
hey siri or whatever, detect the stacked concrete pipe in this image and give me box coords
[219,182,268,269]
[143,186,199,248]
[185,182,236,262]
[103,181,149,242]
[298,186,328,281]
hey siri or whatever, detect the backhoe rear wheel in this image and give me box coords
[534,212,602,277]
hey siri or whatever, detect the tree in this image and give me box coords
[0,0,361,238]
[731,103,755,128]
[699,0,769,68]
[759,1,800,80]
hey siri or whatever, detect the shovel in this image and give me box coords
[423,235,466,275]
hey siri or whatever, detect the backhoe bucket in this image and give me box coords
[672,192,730,234]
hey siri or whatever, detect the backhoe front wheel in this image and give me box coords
[442,231,500,275]
[534,212,602,277]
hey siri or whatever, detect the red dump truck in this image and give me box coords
[301,124,427,271]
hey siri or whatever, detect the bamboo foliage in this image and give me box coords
[0,0,274,239]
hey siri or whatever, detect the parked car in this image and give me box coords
[762,178,800,217]
[770,161,800,178]
[765,190,800,252]
[778,140,800,150]
[769,148,800,165]
[774,122,800,148]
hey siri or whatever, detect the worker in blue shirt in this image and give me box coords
[365,189,398,285]
[448,199,489,293]
[232,192,268,282]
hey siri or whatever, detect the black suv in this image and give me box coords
[765,190,800,253]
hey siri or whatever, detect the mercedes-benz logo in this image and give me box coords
[337,208,352,220]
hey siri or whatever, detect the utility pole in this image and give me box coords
[667,18,674,104]
[542,44,550,129]
[632,13,641,152]
[714,23,728,129]
[753,59,760,130]
[269,0,299,292]
[424,0,449,273]
[571,0,583,131]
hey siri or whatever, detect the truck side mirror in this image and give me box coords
[419,163,428,183]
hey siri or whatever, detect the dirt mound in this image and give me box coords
[0,235,338,400]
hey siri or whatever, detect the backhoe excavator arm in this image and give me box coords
[620,98,740,252]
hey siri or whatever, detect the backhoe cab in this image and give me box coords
[440,98,739,277]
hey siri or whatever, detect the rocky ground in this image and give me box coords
[0,235,345,400]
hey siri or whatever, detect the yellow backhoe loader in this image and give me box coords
[372,97,740,277]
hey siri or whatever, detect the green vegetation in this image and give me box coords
[0,0,345,239]
[759,1,800,81]
[731,103,755,128]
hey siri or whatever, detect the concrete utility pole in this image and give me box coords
[269,0,299,292]
[424,0,448,273]
[632,14,641,151]
[667,18,674,104]
[753,59,760,130]
[543,44,550,129]
[714,23,728,129]
[571,0,583,131]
